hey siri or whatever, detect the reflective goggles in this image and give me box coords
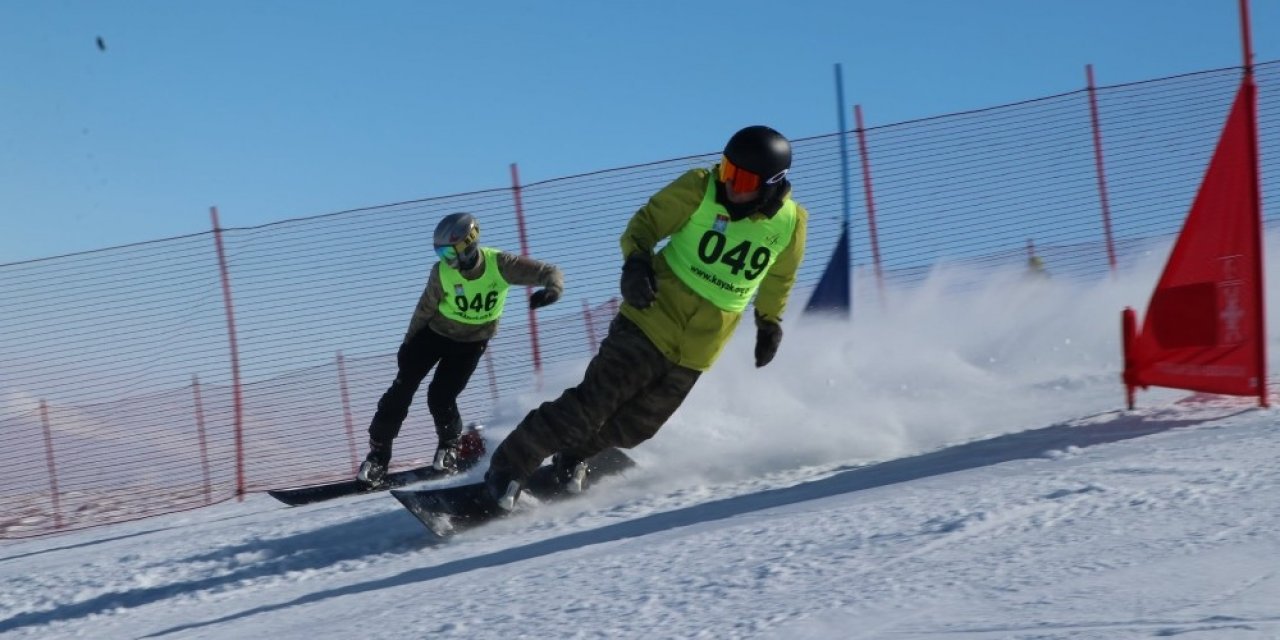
[435,241,471,263]
[718,155,789,194]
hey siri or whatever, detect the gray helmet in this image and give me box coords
[433,212,481,269]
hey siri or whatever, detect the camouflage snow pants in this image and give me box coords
[489,314,701,482]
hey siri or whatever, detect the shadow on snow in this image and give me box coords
[1,404,1250,636]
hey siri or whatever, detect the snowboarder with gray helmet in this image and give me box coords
[357,212,564,486]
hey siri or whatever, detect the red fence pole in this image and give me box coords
[210,206,247,500]
[1239,0,1268,407]
[1239,0,1255,76]
[336,351,359,474]
[1086,64,1118,275]
[484,350,499,409]
[1121,308,1138,410]
[38,400,63,529]
[582,299,599,354]
[192,375,212,505]
[855,105,886,307]
[510,163,543,382]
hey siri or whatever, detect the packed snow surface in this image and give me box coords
[4,253,1280,639]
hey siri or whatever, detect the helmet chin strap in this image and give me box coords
[457,248,480,271]
[717,181,781,221]
[724,199,758,221]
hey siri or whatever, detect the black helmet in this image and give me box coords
[721,125,791,194]
[434,212,481,269]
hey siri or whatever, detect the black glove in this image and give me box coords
[620,253,657,309]
[754,313,783,368]
[529,288,560,309]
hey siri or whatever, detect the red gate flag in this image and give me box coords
[1122,77,1267,408]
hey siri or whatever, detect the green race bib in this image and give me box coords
[661,180,796,312]
[438,247,511,324]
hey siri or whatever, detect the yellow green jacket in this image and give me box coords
[620,167,807,371]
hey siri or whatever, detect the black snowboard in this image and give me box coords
[267,427,486,506]
[390,447,636,540]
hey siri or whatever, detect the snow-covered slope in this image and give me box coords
[3,252,1279,640]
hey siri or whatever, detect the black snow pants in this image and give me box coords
[488,315,700,482]
[368,327,487,447]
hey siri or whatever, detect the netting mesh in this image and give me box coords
[2,62,1277,538]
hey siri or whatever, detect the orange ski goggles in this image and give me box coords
[718,155,788,194]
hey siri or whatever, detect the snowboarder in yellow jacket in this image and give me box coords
[484,125,808,509]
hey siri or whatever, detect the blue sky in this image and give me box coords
[2,1,1276,264]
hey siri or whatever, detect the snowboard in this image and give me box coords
[390,447,636,540]
[267,426,486,506]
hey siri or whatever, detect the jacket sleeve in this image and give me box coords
[405,263,444,339]
[620,168,708,259]
[495,252,564,294]
[753,202,808,323]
